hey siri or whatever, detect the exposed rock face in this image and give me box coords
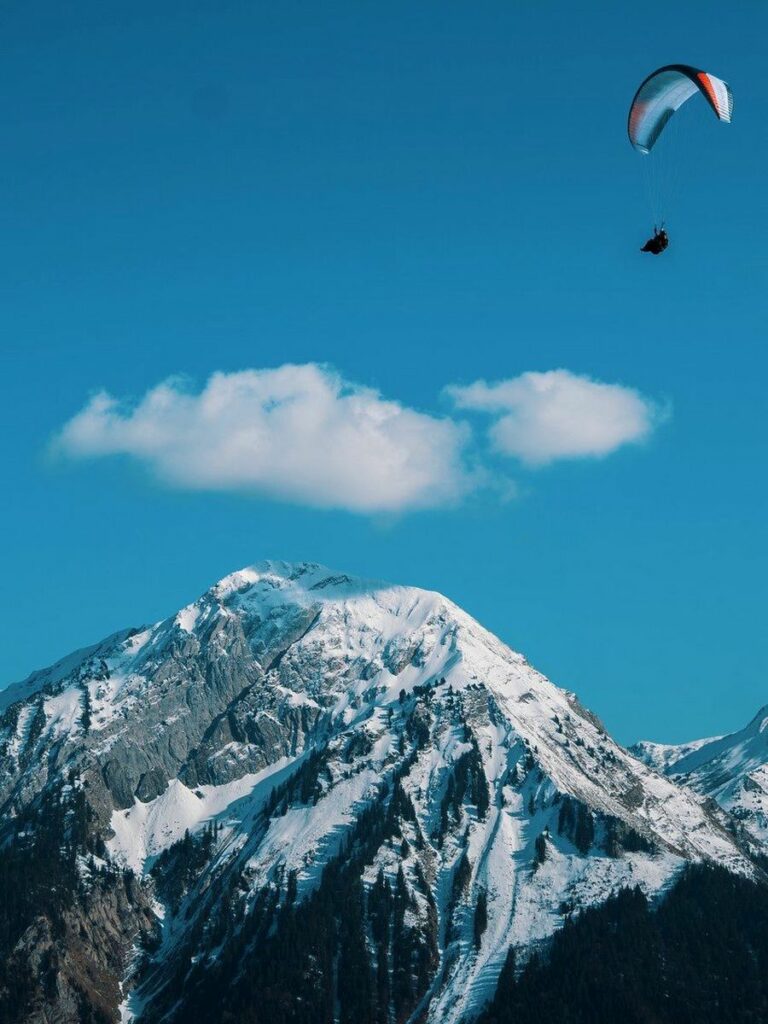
[7,878,155,1024]
[0,578,329,822]
[0,562,761,1024]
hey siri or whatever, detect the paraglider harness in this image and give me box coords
[641,225,669,255]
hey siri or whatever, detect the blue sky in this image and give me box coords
[1,0,767,744]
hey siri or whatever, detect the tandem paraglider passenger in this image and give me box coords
[641,227,669,255]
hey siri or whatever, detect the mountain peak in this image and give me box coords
[206,558,399,609]
[212,559,360,595]
[0,560,760,1024]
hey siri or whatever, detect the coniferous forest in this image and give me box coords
[481,864,768,1024]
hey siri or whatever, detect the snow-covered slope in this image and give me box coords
[0,562,759,1024]
[0,630,135,716]
[634,706,768,848]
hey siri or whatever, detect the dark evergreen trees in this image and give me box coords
[0,779,99,1021]
[474,889,488,948]
[533,832,547,867]
[556,796,594,853]
[481,864,768,1024]
[141,753,440,1024]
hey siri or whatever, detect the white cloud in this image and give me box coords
[55,364,471,513]
[54,364,666,513]
[446,369,664,466]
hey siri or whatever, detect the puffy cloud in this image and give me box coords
[55,364,471,513]
[55,364,666,513]
[446,370,664,466]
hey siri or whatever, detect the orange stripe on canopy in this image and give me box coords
[697,72,720,114]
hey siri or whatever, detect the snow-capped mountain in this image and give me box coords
[634,706,768,849]
[0,562,759,1024]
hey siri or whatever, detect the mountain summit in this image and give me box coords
[0,561,759,1024]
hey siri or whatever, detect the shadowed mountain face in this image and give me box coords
[0,562,761,1024]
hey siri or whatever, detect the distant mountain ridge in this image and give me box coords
[0,561,763,1024]
[633,705,768,848]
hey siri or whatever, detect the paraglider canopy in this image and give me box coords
[628,64,733,154]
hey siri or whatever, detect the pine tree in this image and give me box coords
[474,889,488,948]
[533,833,547,867]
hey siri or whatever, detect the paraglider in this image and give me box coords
[628,64,732,252]
[641,227,669,255]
